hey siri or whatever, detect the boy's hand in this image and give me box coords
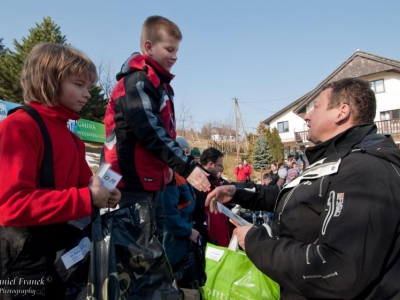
[187,166,210,192]
[90,175,120,209]
[108,188,121,208]
[205,185,236,213]
[190,228,199,243]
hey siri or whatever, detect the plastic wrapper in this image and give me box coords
[173,237,206,289]
[83,193,178,300]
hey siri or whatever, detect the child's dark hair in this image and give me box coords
[263,173,271,180]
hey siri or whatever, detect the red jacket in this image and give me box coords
[103,53,196,191]
[206,178,234,247]
[0,102,92,226]
[243,164,253,180]
[234,166,247,181]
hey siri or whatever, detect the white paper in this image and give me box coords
[99,168,122,190]
[89,162,122,190]
[217,202,251,226]
[206,246,225,262]
[61,237,91,269]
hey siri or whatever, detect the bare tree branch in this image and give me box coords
[97,59,116,101]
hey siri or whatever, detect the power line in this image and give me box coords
[240,94,302,104]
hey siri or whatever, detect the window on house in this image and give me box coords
[277,121,289,133]
[380,109,400,120]
[370,79,385,93]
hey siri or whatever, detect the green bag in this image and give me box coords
[200,238,280,300]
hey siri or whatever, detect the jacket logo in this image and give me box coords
[144,178,154,182]
[334,193,344,217]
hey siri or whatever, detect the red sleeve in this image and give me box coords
[0,115,92,227]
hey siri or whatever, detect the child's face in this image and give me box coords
[263,178,271,185]
[145,35,180,72]
[59,75,91,112]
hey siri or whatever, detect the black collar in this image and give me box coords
[305,124,377,164]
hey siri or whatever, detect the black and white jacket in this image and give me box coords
[233,124,400,299]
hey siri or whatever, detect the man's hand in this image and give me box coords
[205,185,236,213]
[233,225,253,251]
[186,166,210,192]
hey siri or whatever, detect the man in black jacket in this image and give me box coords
[206,78,400,299]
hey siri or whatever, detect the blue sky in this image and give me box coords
[1,0,399,133]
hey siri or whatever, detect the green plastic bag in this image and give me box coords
[200,241,280,300]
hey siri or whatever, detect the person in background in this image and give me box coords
[242,159,253,182]
[286,154,296,170]
[102,16,209,298]
[0,43,121,299]
[298,162,304,174]
[233,162,247,188]
[193,147,233,247]
[217,167,229,186]
[206,78,400,299]
[268,162,280,185]
[277,162,288,186]
[160,136,199,288]
[285,161,299,184]
[190,147,201,163]
[262,173,272,186]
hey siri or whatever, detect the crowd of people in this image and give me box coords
[0,13,399,300]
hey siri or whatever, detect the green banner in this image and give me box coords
[75,119,105,143]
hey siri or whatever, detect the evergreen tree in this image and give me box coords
[0,17,66,102]
[252,134,271,176]
[78,85,107,122]
[256,122,267,135]
[0,37,6,56]
[0,18,107,121]
[246,132,256,164]
[247,122,267,165]
[268,127,284,163]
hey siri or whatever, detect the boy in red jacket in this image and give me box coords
[101,16,210,299]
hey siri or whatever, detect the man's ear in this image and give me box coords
[336,103,351,124]
[144,40,152,55]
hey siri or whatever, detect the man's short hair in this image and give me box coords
[141,15,182,53]
[323,78,376,124]
[200,147,223,166]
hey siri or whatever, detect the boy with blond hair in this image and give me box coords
[102,16,208,298]
[0,42,120,299]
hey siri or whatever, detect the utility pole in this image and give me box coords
[234,98,239,161]
[233,97,248,162]
[189,116,200,142]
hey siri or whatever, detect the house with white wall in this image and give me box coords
[211,126,237,142]
[263,50,400,152]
